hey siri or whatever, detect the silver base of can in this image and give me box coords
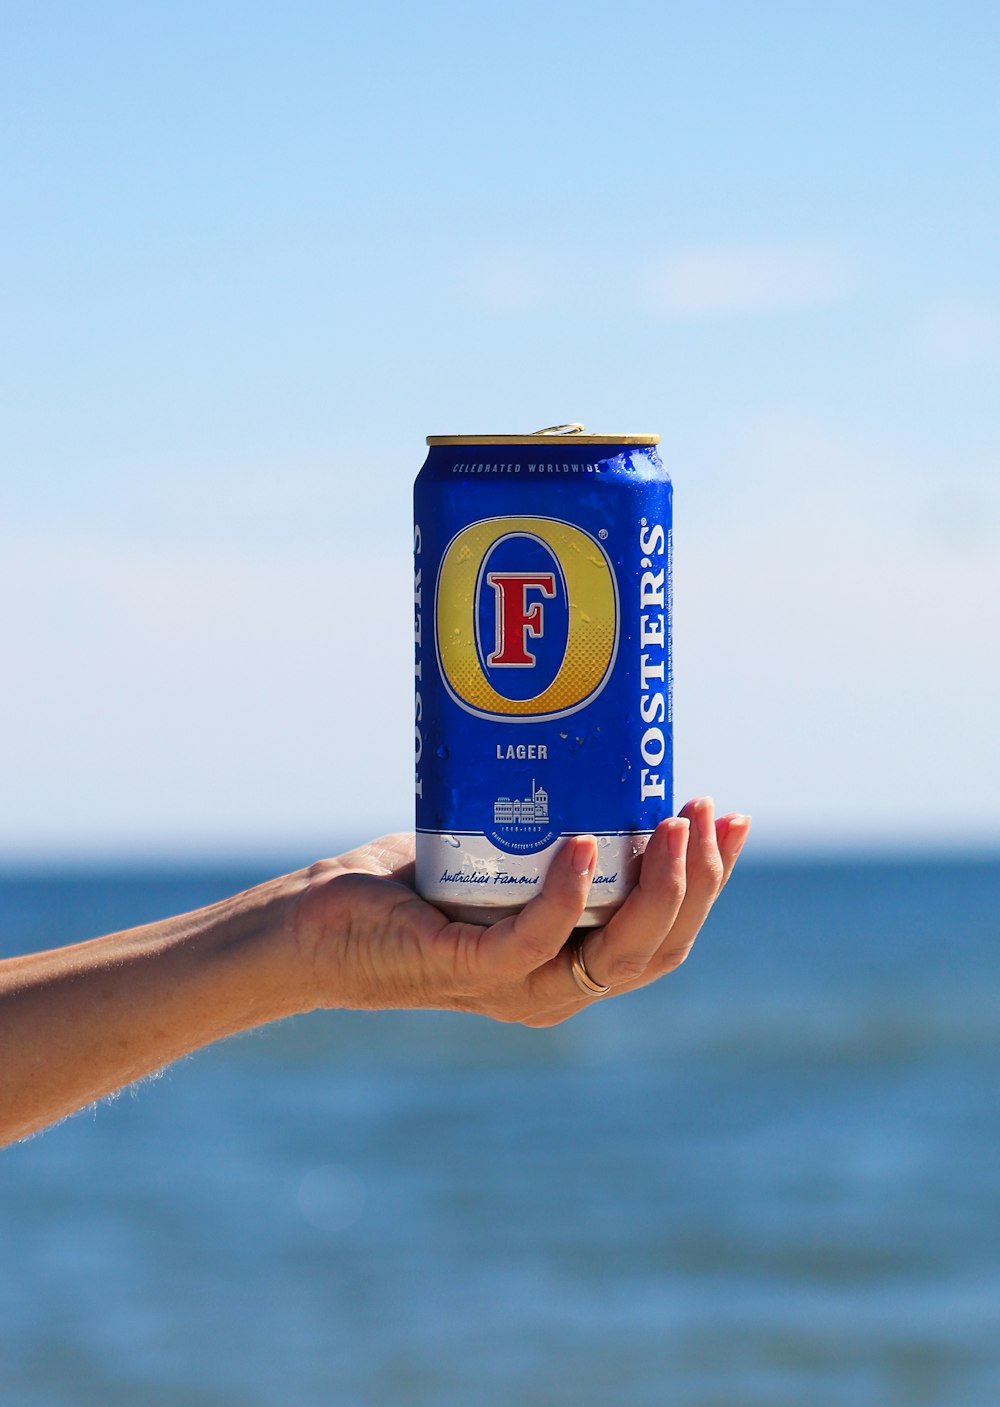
[416,831,652,927]
[430,899,621,929]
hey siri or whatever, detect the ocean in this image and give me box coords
[1,855,998,1406]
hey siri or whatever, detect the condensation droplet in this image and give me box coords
[436,745,449,760]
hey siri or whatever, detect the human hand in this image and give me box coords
[0,798,749,1142]
[292,798,750,1026]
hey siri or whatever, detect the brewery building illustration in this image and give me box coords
[493,781,549,828]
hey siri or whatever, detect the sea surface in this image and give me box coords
[1,854,998,1407]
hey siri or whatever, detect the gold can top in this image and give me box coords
[426,422,659,447]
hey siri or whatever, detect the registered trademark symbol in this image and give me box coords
[598,528,609,540]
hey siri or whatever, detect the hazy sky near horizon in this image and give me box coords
[1,1,998,857]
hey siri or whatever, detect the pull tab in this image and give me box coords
[532,423,585,436]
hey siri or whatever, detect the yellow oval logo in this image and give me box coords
[435,516,618,720]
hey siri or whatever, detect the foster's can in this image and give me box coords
[414,425,672,927]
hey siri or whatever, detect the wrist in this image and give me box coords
[194,868,322,1025]
[279,860,356,1013]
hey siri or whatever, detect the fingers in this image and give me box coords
[642,798,749,977]
[486,835,597,974]
[475,801,751,1022]
[556,799,751,1000]
[572,817,690,988]
[717,811,752,885]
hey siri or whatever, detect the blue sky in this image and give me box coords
[1,1,998,856]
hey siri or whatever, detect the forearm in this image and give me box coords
[0,872,313,1145]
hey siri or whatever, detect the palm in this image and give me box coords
[305,833,513,1015]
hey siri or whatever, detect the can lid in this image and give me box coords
[426,423,659,446]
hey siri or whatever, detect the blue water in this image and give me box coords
[1,856,999,1406]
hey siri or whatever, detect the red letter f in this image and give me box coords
[486,572,557,667]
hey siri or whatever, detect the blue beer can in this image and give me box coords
[414,425,672,927]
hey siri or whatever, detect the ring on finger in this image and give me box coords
[570,936,611,997]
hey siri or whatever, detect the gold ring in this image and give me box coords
[570,938,611,997]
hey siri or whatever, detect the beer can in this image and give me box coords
[414,424,672,927]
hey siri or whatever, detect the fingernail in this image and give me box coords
[666,817,690,860]
[695,797,715,839]
[571,836,596,877]
[726,815,751,855]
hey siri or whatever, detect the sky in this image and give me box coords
[1,0,998,858]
